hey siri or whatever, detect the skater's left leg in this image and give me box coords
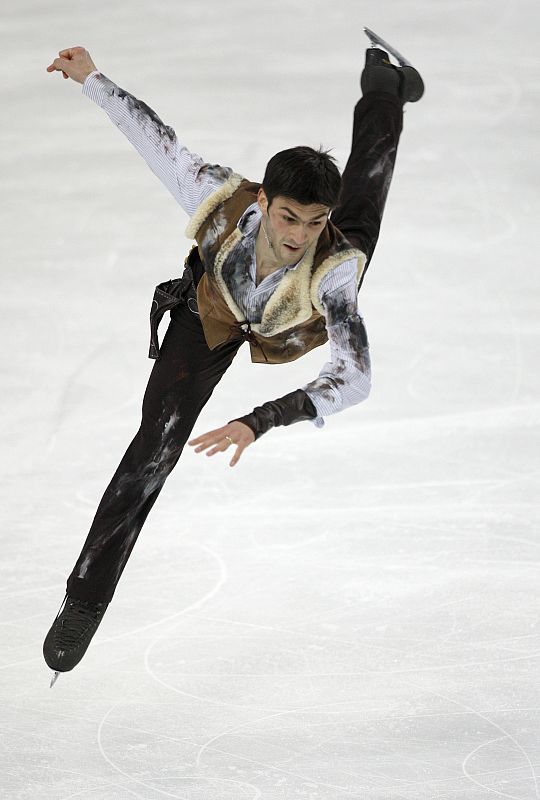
[330,89,403,287]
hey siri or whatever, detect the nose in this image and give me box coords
[293,228,309,246]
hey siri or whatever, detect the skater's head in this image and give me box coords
[261,145,341,210]
[258,146,341,266]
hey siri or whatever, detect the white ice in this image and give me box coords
[1,1,539,798]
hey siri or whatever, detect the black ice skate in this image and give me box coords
[43,595,108,687]
[362,27,425,103]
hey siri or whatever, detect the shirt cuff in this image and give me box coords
[82,70,109,106]
[303,388,325,428]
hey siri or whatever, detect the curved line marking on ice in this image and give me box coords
[97,702,262,800]
[401,679,539,799]
[462,735,526,800]
[95,542,228,648]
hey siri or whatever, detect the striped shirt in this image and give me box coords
[82,71,371,428]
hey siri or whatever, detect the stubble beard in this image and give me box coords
[264,215,305,267]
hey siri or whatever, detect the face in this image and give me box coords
[257,189,329,265]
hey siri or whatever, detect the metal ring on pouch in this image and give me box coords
[187,297,200,316]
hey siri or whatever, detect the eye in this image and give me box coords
[283,215,295,223]
[311,220,324,227]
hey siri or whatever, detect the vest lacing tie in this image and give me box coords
[226,320,269,363]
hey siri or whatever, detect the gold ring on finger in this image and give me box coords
[224,435,234,446]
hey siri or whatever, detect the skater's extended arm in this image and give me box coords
[232,276,371,437]
[300,278,371,427]
[46,47,234,218]
[188,271,371,462]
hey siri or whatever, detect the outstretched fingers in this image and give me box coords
[229,444,243,468]
[188,422,254,467]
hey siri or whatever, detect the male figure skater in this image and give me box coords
[43,35,423,683]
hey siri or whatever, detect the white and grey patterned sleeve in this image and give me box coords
[81,70,233,217]
[301,260,371,428]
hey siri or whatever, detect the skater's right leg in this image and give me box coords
[66,287,240,605]
[44,270,241,675]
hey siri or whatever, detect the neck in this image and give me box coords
[255,221,281,271]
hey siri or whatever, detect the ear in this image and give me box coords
[257,187,269,216]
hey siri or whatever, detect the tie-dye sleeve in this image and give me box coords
[301,270,372,428]
[81,70,233,217]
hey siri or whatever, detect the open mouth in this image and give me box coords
[284,244,301,253]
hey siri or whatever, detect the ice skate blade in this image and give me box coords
[50,671,60,688]
[364,27,412,67]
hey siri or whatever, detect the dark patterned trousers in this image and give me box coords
[66,91,404,604]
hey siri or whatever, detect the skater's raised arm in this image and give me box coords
[46,47,235,218]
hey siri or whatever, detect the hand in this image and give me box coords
[46,47,98,84]
[188,421,255,467]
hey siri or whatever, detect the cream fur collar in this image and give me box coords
[185,175,366,337]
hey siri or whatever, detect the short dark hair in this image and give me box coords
[262,146,342,209]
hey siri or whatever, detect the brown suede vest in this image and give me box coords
[184,174,366,364]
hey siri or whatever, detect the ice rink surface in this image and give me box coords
[1,0,539,797]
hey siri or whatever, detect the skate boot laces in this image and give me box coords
[53,598,105,648]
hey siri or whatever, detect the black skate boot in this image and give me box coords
[43,594,108,686]
[361,27,425,103]
[361,47,401,97]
